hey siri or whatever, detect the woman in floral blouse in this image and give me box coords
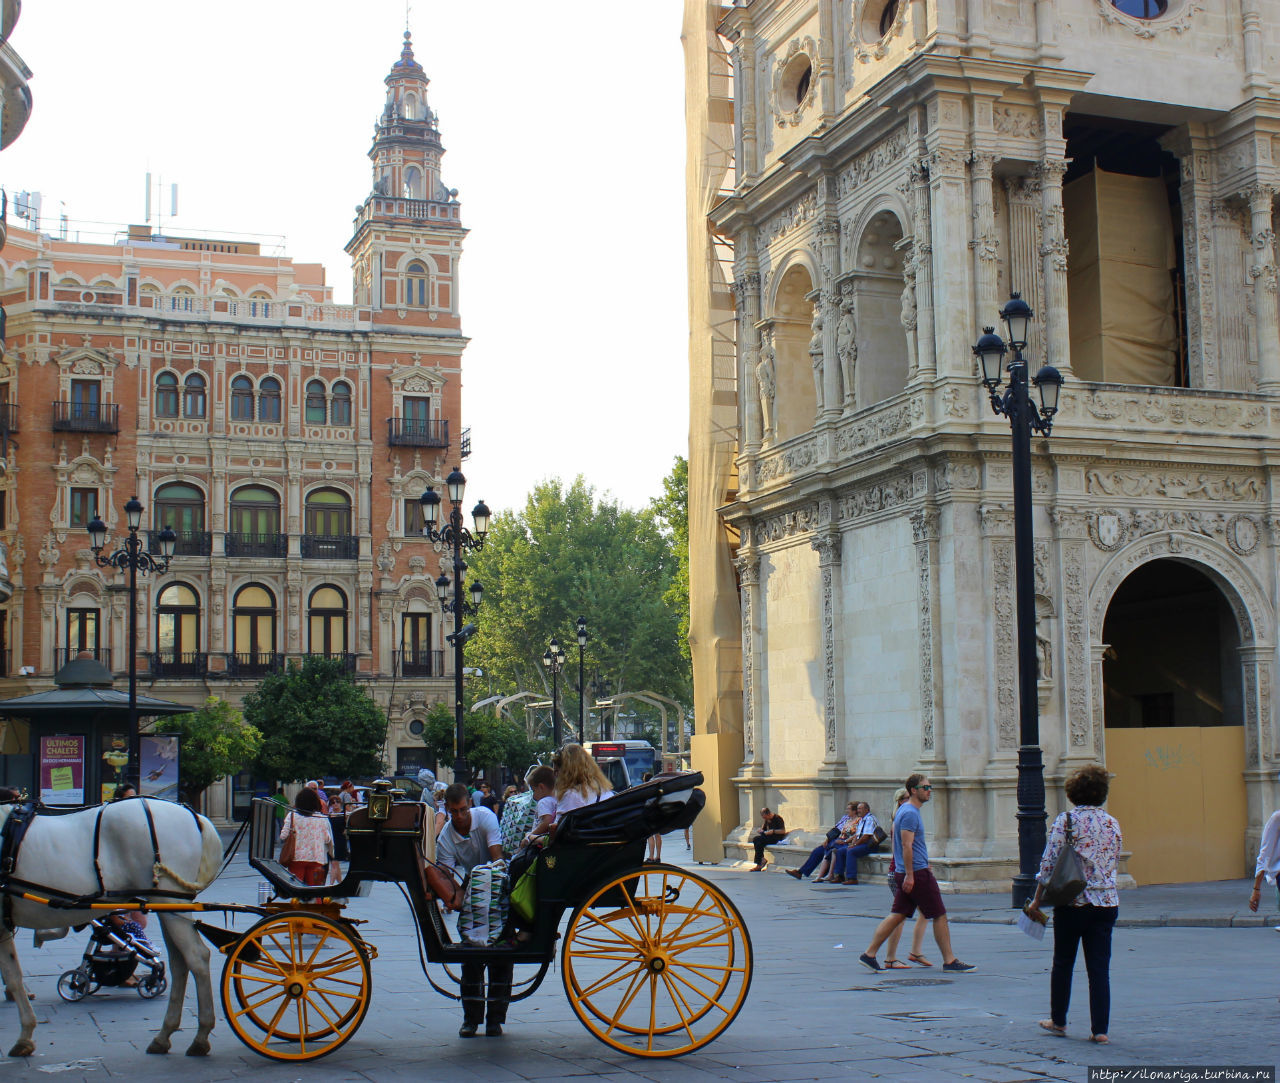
[279,785,335,886]
[1026,764,1122,1045]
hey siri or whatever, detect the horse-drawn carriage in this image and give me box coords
[0,771,752,1061]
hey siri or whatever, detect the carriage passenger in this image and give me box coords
[279,787,334,886]
[436,782,511,1038]
[521,767,557,847]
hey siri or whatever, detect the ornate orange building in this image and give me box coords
[0,34,470,817]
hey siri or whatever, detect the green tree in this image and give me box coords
[465,476,689,732]
[153,697,263,810]
[650,456,690,666]
[243,656,387,783]
[419,703,550,779]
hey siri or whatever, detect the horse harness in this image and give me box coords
[0,798,204,929]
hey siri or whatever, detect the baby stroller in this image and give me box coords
[57,914,168,1001]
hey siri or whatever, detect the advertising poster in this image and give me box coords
[40,734,85,805]
[140,733,180,801]
[100,732,128,803]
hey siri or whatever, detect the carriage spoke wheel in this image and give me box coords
[562,864,752,1058]
[220,911,371,1061]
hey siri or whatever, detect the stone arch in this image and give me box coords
[763,252,818,442]
[841,205,909,407]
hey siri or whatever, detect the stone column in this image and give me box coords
[811,528,845,776]
[735,546,764,774]
[978,502,1018,757]
[735,271,763,461]
[1036,157,1072,374]
[910,508,944,768]
[909,159,936,379]
[818,218,843,422]
[969,151,1000,337]
[928,145,972,375]
[1089,642,1108,762]
[1239,645,1271,769]
[1004,174,1046,364]
[1247,185,1280,393]
[1242,0,1269,96]
[1050,508,1094,768]
[1164,131,1219,388]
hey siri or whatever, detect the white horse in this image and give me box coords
[0,798,223,1057]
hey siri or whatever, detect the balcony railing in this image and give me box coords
[225,532,288,558]
[225,651,285,678]
[0,401,19,435]
[387,417,449,448]
[52,400,119,433]
[300,534,359,560]
[148,529,212,557]
[394,648,445,678]
[150,651,208,679]
[54,647,113,672]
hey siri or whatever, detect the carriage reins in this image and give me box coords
[0,798,207,928]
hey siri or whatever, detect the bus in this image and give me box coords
[584,740,658,785]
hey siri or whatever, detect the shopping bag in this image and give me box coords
[509,864,537,924]
[459,862,509,945]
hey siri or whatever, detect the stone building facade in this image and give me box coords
[685,0,1280,885]
[0,34,470,818]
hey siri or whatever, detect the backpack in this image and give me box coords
[499,791,536,854]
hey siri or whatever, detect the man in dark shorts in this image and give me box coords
[858,773,976,974]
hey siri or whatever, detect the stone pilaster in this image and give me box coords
[1050,507,1094,765]
[969,151,1000,338]
[1035,157,1071,374]
[1004,173,1046,364]
[734,271,763,454]
[908,158,936,380]
[928,145,972,376]
[910,508,944,769]
[735,547,764,774]
[1164,131,1219,388]
[1246,185,1280,393]
[817,217,843,423]
[811,527,845,775]
[978,502,1017,755]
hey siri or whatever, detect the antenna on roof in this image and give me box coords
[144,174,179,236]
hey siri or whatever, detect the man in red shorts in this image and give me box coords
[858,773,976,974]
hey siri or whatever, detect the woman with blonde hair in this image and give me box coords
[551,743,614,823]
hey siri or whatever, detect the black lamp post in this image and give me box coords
[542,636,567,748]
[87,496,176,791]
[575,616,587,744]
[421,467,490,784]
[973,293,1064,909]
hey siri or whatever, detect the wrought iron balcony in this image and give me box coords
[394,648,445,678]
[0,402,19,435]
[225,651,285,678]
[387,417,449,448]
[225,532,288,558]
[300,534,359,560]
[54,647,113,672]
[149,529,212,557]
[52,400,119,433]
[150,651,208,679]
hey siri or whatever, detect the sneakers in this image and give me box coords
[942,959,977,973]
[486,1023,504,1037]
[858,953,882,973]
[458,1023,478,1038]
[785,869,803,880]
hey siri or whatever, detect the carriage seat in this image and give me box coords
[554,771,705,846]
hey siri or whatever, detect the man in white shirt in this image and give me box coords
[1248,807,1280,915]
[436,783,511,1038]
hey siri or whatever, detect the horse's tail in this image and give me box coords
[193,815,223,891]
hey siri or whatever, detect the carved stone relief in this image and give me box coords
[1080,390,1266,430]
[1086,468,1263,501]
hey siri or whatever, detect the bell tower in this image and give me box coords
[347,31,465,320]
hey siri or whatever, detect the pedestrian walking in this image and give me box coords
[1248,804,1280,916]
[1025,764,1122,1044]
[858,773,975,974]
[880,787,928,969]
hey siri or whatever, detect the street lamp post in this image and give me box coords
[972,293,1064,909]
[421,467,490,784]
[542,636,566,747]
[575,616,587,744]
[87,496,176,791]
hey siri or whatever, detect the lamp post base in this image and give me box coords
[1011,873,1038,910]
[453,756,469,787]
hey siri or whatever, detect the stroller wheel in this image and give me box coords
[56,969,96,1002]
[137,973,167,1000]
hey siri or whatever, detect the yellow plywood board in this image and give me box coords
[1104,726,1245,885]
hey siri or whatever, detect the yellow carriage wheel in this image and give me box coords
[220,911,371,1061]
[562,864,752,1058]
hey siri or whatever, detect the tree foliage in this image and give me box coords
[242,656,387,783]
[465,476,690,734]
[154,697,262,810]
[420,703,550,778]
[650,456,690,666]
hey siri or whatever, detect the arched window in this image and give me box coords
[305,379,327,424]
[156,582,201,675]
[227,485,282,557]
[404,165,423,199]
[170,287,194,313]
[155,372,179,418]
[154,482,206,556]
[303,489,354,559]
[183,372,206,419]
[258,376,281,422]
[232,583,277,674]
[331,382,352,426]
[403,92,419,120]
[406,261,428,307]
[230,375,254,421]
[308,585,348,658]
[249,291,271,318]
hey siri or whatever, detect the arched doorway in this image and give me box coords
[1101,559,1247,884]
[768,262,817,442]
[849,210,908,407]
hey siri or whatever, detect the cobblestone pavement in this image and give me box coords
[1,839,1277,1082]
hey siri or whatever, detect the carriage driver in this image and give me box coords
[435,782,512,1038]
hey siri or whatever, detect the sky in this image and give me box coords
[0,1,691,514]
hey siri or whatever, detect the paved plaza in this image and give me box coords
[1,840,1277,1082]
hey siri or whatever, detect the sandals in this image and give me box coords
[1038,1020,1066,1036]
[1089,1035,1109,1044]
[908,952,933,967]
[883,959,911,970]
